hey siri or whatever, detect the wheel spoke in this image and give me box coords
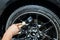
[43,33,57,40]
[36,14,38,24]
[42,20,51,26]
[39,21,51,29]
[39,31,53,40]
[44,26,53,33]
[41,36,46,40]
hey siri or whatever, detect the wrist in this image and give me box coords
[5,31,13,37]
[4,30,14,38]
[2,31,13,40]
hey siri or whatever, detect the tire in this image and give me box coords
[6,5,60,40]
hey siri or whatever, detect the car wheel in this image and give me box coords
[6,5,60,40]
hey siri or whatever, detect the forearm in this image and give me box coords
[2,31,13,40]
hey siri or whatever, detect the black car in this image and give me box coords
[0,0,60,40]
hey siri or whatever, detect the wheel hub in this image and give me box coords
[23,23,41,40]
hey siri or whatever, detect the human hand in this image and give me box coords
[2,22,26,40]
[5,22,26,36]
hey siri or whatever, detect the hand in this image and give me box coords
[6,23,22,36]
[7,22,26,36]
[6,22,26,36]
[2,22,26,40]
